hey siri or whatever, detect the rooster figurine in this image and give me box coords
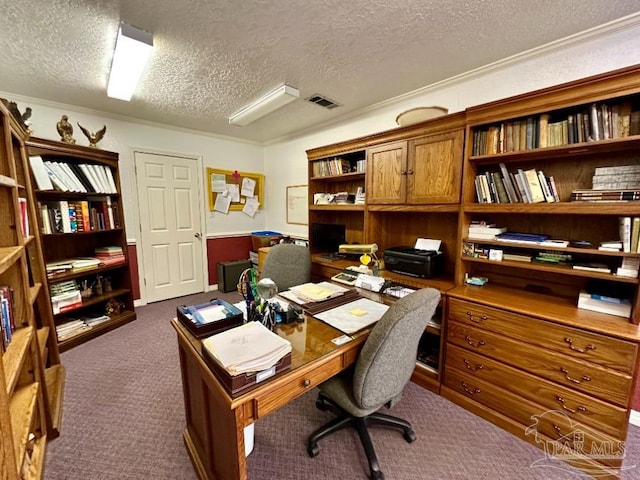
[77,122,107,147]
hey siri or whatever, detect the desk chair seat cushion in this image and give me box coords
[259,243,311,292]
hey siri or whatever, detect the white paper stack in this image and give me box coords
[289,281,348,302]
[202,322,291,376]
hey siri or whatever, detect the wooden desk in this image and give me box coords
[172,313,369,480]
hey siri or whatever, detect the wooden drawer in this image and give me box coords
[253,355,343,418]
[444,367,625,468]
[448,298,637,374]
[445,343,628,439]
[447,320,633,407]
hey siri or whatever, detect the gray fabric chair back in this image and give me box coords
[259,244,311,291]
[353,288,441,410]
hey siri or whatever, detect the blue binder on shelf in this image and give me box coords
[177,298,243,338]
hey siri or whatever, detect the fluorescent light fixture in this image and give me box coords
[229,84,300,126]
[107,22,153,101]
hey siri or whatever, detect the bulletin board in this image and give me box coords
[207,168,264,212]
[287,185,308,225]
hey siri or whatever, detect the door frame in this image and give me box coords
[131,147,208,306]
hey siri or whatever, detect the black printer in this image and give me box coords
[383,246,444,278]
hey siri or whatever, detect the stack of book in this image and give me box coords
[56,319,91,341]
[467,222,507,241]
[496,232,549,245]
[533,252,572,265]
[617,257,640,278]
[570,189,640,202]
[572,262,611,274]
[502,252,533,263]
[49,280,82,314]
[95,246,125,266]
[592,165,640,190]
[599,240,622,252]
[578,291,631,318]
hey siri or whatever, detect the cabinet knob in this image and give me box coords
[406,170,414,175]
[303,379,311,388]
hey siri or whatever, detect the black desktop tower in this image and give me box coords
[217,259,251,293]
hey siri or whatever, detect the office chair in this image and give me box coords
[307,288,441,480]
[259,243,311,291]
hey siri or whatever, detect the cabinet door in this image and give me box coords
[407,130,464,204]
[366,141,407,204]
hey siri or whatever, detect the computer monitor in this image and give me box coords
[310,222,346,254]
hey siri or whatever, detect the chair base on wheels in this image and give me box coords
[307,393,416,480]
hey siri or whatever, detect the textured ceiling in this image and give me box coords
[1,0,640,143]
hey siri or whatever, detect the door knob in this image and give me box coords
[194,232,201,238]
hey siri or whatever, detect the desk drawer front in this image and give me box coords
[254,356,343,418]
[445,344,628,439]
[444,368,624,468]
[447,321,632,406]
[448,298,637,374]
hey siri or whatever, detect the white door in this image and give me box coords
[134,151,204,303]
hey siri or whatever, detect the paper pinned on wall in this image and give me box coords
[241,177,256,197]
[212,173,227,192]
[227,183,240,202]
[214,190,231,213]
[242,197,259,217]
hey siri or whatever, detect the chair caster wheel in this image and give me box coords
[307,442,319,458]
[403,429,416,443]
[370,470,384,480]
[315,398,329,411]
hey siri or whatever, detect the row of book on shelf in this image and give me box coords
[55,314,111,342]
[38,197,119,234]
[476,163,640,204]
[0,286,14,352]
[475,163,558,204]
[46,246,125,279]
[472,100,640,156]
[311,157,366,177]
[29,155,117,194]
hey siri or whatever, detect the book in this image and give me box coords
[620,216,632,253]
[496,232,549,244]
[572,262,611,273]
[578,291,631,318]
[523,169,545,203]
[28,155,54,190]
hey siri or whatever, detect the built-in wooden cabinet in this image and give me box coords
[25,137,136,352]
[307,64,640,478]
[0,100,63,479]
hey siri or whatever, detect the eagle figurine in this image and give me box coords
[56,115,76,144]
[77,122,107,148]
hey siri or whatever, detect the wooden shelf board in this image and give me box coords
[42,227,124,237]
[309,204,365,211]
[309,171,365,182]
[28,283,42,305]
[44,365,65,434]
[0,173,17,187]
[58,310,136,352]
[448,284,640,341]
[462,238,639,258]
[9,382,39,473]
[36,327,49,361]
[23,235,34,246]
[53,288,131,316]
[3,327,34,396]
[0,246,23,276]
[47,262,128,283]
[463,202,640,215]
[461,255,637,284]
[24,433,46,480]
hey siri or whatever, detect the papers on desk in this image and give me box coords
[202,321,292,376]
[314,298,389,335]
[289,282,349,303]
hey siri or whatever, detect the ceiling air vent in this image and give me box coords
[306,94,341,109]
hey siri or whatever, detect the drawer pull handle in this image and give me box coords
[560,367,591,384]
[463,359,484,371]
[466,311,487,324]
[465,335,485,348]
[555,395,587,414]
[461,382,481,395]
[302,379,311,388]
[564,337,595,354]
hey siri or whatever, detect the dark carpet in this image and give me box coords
[44,291,640,479]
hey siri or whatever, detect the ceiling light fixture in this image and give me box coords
[107,22,153,101]
[229,84,300,126]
